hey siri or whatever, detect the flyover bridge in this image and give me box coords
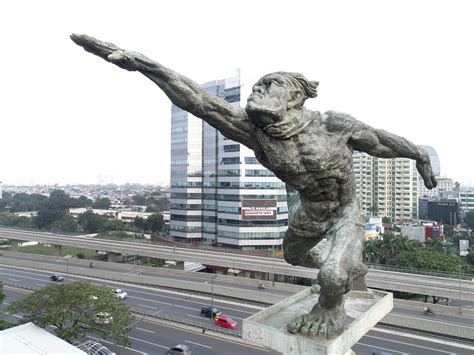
[1,227,473,301]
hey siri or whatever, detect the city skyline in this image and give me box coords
[1,1,474,186]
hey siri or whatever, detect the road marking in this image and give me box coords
[9,278,20,282]
[128,295,172,306]
[138,303,157,309]
[13,314,23,318]
[135,327,155,334]
[364,334,456,353]
[128,336,168,349]
[186,314,210,320]
[185,340,212,349]
[34,283,45,287]
[173,304,196,311]
[357,342,407,354]
[372,327,474,351]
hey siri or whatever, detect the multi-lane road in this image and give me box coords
[1,262,473,354]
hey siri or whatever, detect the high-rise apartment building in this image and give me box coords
[170,71,288,250]
[353,151,419,221]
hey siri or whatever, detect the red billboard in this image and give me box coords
[241,199,277,220]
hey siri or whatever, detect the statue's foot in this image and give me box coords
[287,305,346,338]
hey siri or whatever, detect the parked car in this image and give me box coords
[167,344,191,355]
[200,306,221,319]
[50,275,64,282]
[94,312,113,325]
[214,315,237,329]
[114,289,127,299]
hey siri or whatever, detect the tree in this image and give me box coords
[78,211,106,233]
[133,216,145,232]
[132,194,147,205]
[93,197,111,210]
[146,213,164,234]
[464,210,474,229]
[76,196,93,208]
[8,281,132,346]
[50,214,78,233]
[103,219,125,231]
[363,239,381,263]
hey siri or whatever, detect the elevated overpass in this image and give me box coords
[1,227,473,301]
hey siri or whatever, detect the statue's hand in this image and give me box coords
[416,152,437,189]
[70,33,139,72]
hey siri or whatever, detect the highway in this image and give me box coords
[1,227,474,301]
[1,264,473,354]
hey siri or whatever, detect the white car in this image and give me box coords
[114,289,127,299]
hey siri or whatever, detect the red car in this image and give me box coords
[215,315,237,329]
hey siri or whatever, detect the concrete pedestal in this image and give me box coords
[243,288,393,355]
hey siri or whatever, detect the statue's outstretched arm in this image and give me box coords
[70,34,254,148]
[325,111,437,189]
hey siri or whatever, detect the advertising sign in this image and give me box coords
[241,199,277,220]
[459,239,470,256]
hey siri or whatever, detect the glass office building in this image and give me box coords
[170,71,288,250]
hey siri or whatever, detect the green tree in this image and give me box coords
[464,210,474,230]
[132,194,147,205]
[390,248,469,274]
[8,281,132,346]
[134,216,146,232]
[103,219,125,231]
[50,214,78,233]
[0,281,5,306]
[156,197,170,212]
[363,239,381,263]
[76,196,93,208]
[146,213,164,233]
[379,233,402,264]
[78,211,106,233]
[93,197,111,210]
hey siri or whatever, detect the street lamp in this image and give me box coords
[205,274,218,310]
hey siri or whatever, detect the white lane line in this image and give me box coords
[9,278,20,282]
[137,303,157,309]
[13,314,23,318]
[357,342,407,354]
[372,327,474,351]
[135,327,155,334]
[185,340,212,349]
[128,336,168,349]
[34,283,45,287]
[173,304,196,311]
[128,295,172,306]
[364,334,454,354]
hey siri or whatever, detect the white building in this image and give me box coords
[353,151,419,221]
[170,70,287,250]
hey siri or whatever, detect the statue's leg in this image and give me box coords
[287,202,367,338]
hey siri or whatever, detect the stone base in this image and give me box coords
[242,288,393,355]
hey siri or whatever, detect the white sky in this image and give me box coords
[1,0,473,186]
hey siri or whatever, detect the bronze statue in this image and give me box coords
[71,34,437,338]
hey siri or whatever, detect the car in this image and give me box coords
[114,289,127,299]
[200,306,221,319]
[167,344,191,355]
[50,275,64,282]
[94,312,113,325]
[214,315,237,329]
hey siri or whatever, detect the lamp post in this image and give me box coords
[205,274,218,309]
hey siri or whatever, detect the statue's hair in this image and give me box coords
[276,72,319,107]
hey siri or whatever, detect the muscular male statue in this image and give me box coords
[71,34,437,338]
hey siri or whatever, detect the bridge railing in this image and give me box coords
[366,263,473,281]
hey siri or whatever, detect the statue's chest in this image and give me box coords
[255,129,335,174]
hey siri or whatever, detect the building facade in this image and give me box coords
[170,71,288,250]
[353,151,419,221]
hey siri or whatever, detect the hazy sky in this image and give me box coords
[1,0,473,186]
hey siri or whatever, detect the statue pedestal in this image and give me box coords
[242,288,393,355]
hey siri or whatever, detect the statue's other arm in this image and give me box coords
[70,34,254,148]
[325,111,437,189]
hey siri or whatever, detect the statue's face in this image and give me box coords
[246,74,291,126]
